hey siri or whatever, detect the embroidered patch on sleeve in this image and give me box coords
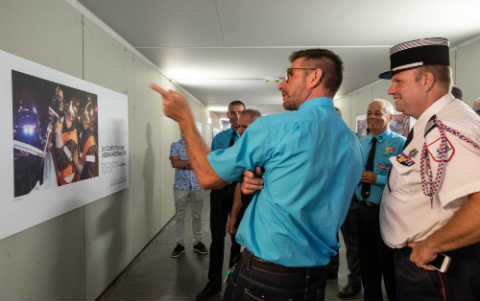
[426,137,455,162]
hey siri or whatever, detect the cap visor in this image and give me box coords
[378,71,393,79]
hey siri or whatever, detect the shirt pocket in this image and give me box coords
[376,155,393,175]
[389,156,420,195]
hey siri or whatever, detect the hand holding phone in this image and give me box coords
[429,253,451,273]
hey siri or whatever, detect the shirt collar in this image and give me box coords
[298,97,334,111]
[415,93,454,136]
[370,128,391,143]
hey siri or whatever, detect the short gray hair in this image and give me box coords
[240,109,262,121]
[473,98,480,111]
[371,98,394,115]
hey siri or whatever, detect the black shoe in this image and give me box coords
[337,281,361,299]
[193,241,209,255]
[170,243,185,258]
[196,281,221,301]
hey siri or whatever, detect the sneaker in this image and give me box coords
[193,242,209,255]
[170,243,185,258]
[196,281,221,301]
[337,281,361,299]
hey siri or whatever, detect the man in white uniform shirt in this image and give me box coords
[379,37,480,300]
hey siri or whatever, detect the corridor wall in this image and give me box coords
[0,0,209,299]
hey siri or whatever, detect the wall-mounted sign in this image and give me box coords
[0,50,129,240]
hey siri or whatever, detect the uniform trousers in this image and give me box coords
[174,189,203,244]
[224,250,327,301]
[340,197,361,284]
[358,203,396,301]
[392,242,480,300]
[208,185,241,285]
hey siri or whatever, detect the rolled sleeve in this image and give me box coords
[207,120,267,183]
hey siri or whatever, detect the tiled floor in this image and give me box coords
[99,192,363,300]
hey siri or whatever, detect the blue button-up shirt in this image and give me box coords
[355,129,405,204]
[170,138,201,191]
[211,128,239,151]
[207,97,364,267]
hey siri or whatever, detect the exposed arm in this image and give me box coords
[169,156,191,169]
[150,84,226,189]
[409,192,480,270]
[227,183,243,235]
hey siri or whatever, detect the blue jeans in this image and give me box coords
[224,251,327,301]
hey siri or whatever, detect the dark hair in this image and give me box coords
[289,49,343,96]
[240,109,261,121]
[229,100,245,108]
[451,86,463,100]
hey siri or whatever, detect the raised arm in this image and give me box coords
[150,84,226,189]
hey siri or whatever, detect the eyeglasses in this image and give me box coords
[285,67,318,82]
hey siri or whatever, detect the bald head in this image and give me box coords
[238,109,261,136]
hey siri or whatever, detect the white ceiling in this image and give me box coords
[78,0,480,114]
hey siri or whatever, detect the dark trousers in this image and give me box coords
[393,242,480,300]
[359,203,396,301]
[208,186,241,285]
[224,251,327,301]
[340,199,361,284]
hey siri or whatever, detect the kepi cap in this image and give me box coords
[379,37,450,79]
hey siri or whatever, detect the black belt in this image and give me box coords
[240,250,326,274]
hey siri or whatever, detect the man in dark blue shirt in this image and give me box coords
[196,100,245,300]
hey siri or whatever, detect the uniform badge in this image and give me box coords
[426,137,455,162]
[408,148,418,158]
[384,146,396,155]
[378,163,392,170]
[396,153,415,166]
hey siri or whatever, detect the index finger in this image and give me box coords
[149,83,167,96]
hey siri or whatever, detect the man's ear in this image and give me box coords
[423,72,436,93]
[387,113,393,122]
[307,68,323,89]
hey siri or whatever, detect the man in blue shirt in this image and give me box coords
[169,137,208,258]
[196,100,245,300]
[355,99,405,301]
[150,48,363,301]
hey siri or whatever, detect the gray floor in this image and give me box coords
[99,192,363,301]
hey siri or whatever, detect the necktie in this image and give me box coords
[229,131,236,146]
[361,137,377,199]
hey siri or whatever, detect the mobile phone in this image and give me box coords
[429,253,451,273]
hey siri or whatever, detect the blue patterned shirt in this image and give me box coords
[170,139,200,191]
[207,98,364,267]
[355,129,406,204]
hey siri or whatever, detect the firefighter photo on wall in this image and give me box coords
[12,70,99,197]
